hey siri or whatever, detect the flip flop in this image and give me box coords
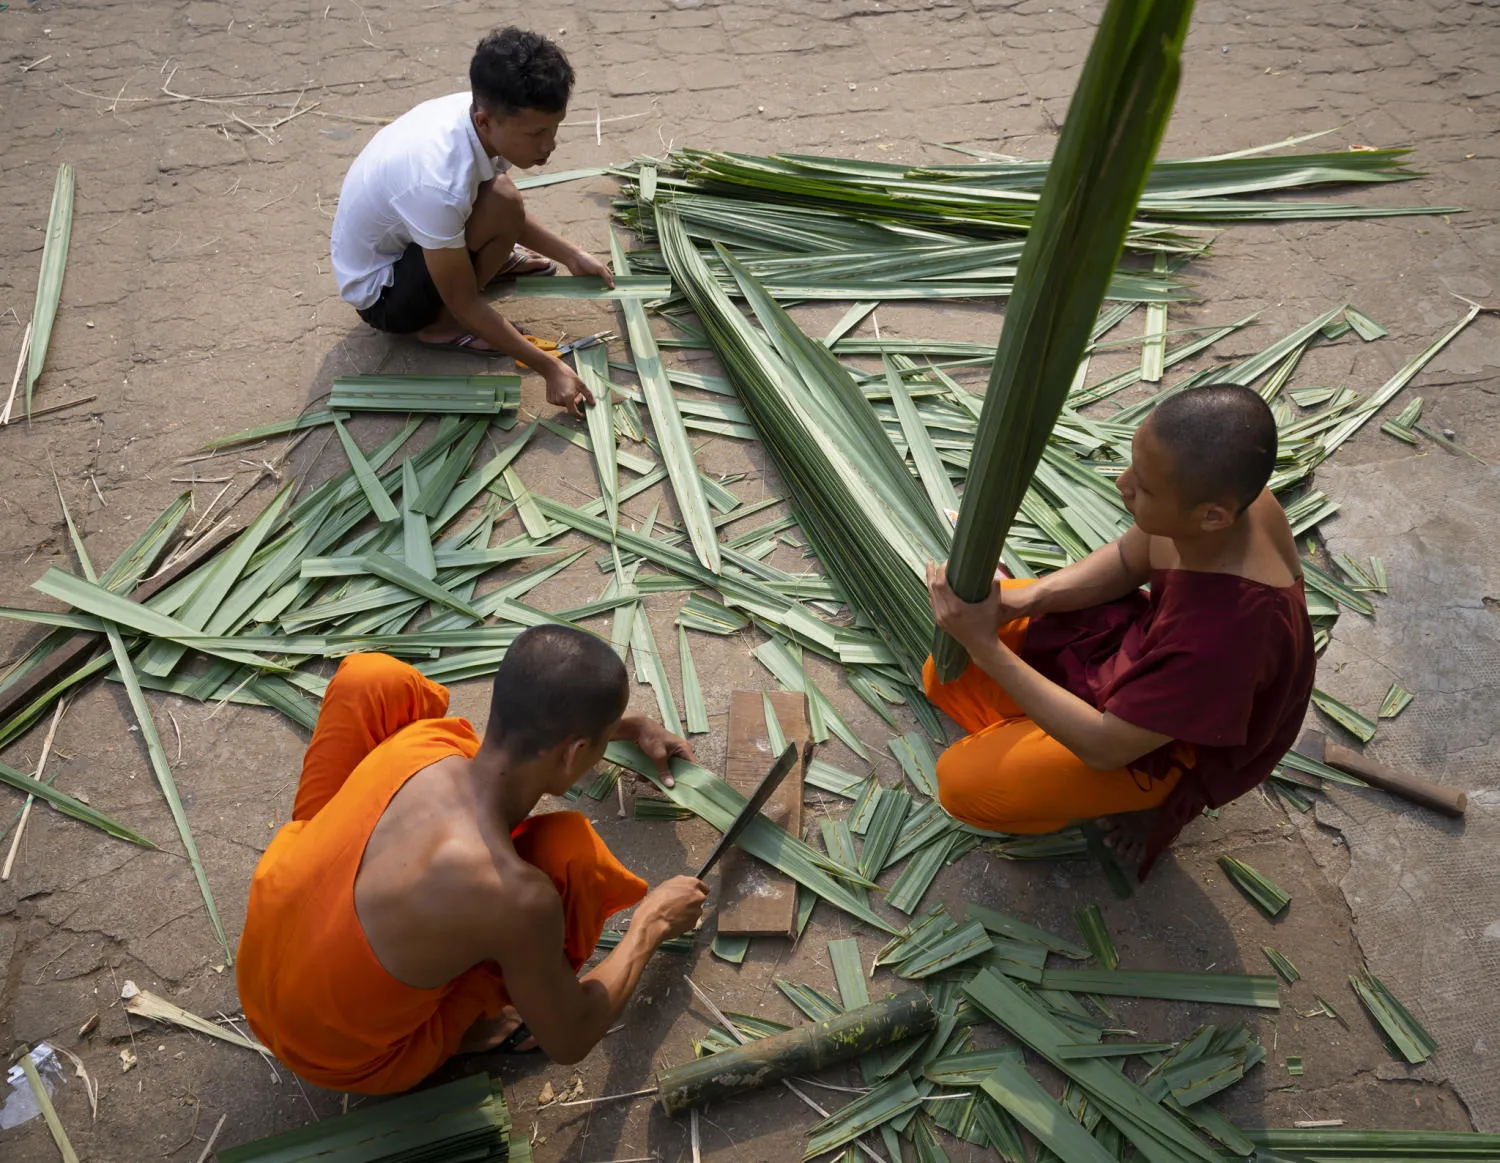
[412,333,501,357]
[486,245,557,286]
[496,1022,539,1054]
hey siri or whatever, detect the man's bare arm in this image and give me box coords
[422,246,594,417]
[1008,525,1153,619]
[492,869,706,1065]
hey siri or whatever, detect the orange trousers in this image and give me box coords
[238,653,646,1094]
[922,582,1179,833]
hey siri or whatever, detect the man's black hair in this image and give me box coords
[470,27,575,116]
[487,625,627,759]
[1147,384,1278,514]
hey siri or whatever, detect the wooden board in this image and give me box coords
[716,689,810,938]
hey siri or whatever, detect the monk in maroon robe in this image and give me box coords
[925,384,1316,877]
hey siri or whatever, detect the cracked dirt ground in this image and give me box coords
[1,0,1497,1159]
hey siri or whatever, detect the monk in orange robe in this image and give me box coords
[925,384,1315,877]
[236,625,706,1094]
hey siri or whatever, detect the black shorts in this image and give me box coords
[356,242,446,334]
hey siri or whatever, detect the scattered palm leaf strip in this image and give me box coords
[1351,966,1438,1064]
[1379,683,1413,719]
[24,163,74,421]
[1218,854,1291,918]
[53,484,233,963]
[1311,688,1377,742]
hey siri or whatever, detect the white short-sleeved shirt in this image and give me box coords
[330,92,511,310]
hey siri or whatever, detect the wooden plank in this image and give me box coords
[717,688,809,937]
[0,511,254,725]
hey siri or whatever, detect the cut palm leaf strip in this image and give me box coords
[609,233,720,572]
[1244,1127,1500,1160]
[803,1075,924,1162]
[963,968,1221,1163]
[1379,683,1413,720]
[0,758,154,848]
[934,0,1193,679]
[1263,946,1301,984]
[712,932,751,964]
[1311,688,1377,743]
[220,1072,522,1162]
[1219,854,1291,918]
[20,1049,79,1163]
[328,373,520,414]
[965,902,1090,959]
[1074,904,1119,969]
[333,417,400,523]
[678,624,710,735]
[608,742,892,932]
[24,163,74,421]
[980,1060,1117,1163]
[1351,966,1438,1065]
[577,344,620,528]
[54,484,233,964]
[1037,968,1280,1009]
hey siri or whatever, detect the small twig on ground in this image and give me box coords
[161,1098,201,1157]
[194,1114,227,1163]
[255,185,301,213]
[553,1086,659,1110]
[22,55,53,72]
[1,321,32,424]
[9,394,99,424]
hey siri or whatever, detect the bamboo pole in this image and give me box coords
[657,991,935,1115]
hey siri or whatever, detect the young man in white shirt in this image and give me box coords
[331,28,610,417]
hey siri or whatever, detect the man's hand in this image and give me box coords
[926,560,1006,654]
[635,875,708,942]
[565,250,615,289]
[542,362,595,419]
[615,713,695,788]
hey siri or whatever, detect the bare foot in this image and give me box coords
[457,1006,537,1054]
[1095,808,1157,867]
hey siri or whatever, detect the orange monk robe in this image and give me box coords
[923,581,1180,839]
[236,653,647,1095]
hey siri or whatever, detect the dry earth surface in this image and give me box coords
[1,0,1497,1159]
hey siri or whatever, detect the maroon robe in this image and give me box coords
[1022,568,1316,876]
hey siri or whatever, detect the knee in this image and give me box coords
[469,178,524,243]
[935,748,988,828]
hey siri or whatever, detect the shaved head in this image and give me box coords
[487,625,628,759]
[1145,384,1277,513]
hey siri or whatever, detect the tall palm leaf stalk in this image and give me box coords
[933,0,1196,679]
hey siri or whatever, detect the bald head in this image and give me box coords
[487,625,628,759]
[1145,384,1277,514]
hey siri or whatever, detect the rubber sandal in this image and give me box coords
[411,333,501,357]
[487,245,557,285]
[496,1022,539,1054]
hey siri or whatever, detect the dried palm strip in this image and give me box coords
[20,1047,79,1163]
[1,697,67,880]
[122,982,268,1054]
[53,485,232,962]
[24,164,74,420]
